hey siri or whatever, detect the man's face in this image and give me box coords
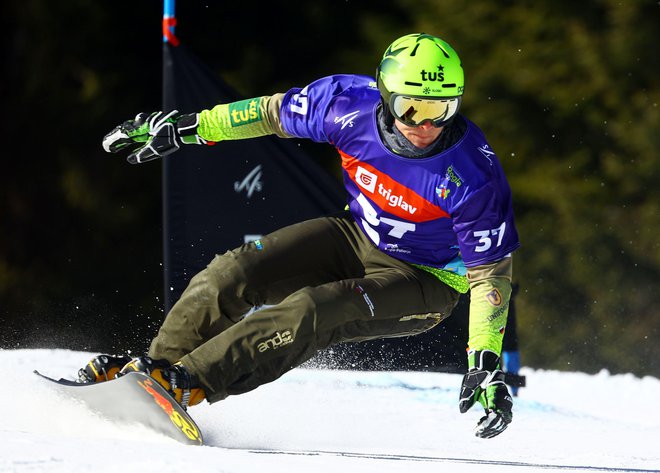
[393,119,444,149]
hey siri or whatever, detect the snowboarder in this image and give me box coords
[84,33,519,438]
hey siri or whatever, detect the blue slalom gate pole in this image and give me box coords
[162,0,178,313]
[162,0,179,45]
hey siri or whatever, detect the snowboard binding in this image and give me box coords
[78,354,133,383]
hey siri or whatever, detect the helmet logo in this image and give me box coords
[420,64,445,82]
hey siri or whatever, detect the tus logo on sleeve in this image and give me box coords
[229,98,262,127]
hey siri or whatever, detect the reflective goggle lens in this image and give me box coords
[390,95,460,126]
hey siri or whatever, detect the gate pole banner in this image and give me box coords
[161,41,344,312]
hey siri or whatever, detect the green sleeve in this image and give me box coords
[466,257,513,356]
[197,94,292,142]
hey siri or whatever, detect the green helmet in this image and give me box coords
[377,33,464,127]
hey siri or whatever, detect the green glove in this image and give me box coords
[102,111,211,164]
[459,349,513,439]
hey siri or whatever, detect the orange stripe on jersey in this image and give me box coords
[339,150,449,222]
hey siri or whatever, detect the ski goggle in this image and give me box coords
[390,94,462,127]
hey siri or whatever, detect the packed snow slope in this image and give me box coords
[1,348,658,473]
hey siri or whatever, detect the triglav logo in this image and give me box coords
[377,183,418,215]
[355,166,377,193]
[334,110,360,130]
[234,165,263,198]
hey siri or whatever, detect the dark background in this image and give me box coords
[2,1,659,377]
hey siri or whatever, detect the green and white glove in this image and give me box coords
[459,349,513,439]
[102,111,211,164]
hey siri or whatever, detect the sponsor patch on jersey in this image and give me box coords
[446,165,463,187]
[339,150,449,222]
[355,166,377,193]
[436,183,450,199]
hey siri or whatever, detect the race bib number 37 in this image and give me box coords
[473,222,506,252]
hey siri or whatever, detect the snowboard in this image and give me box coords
[34,370,204,446]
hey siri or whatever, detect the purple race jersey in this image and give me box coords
[280,74,519,273]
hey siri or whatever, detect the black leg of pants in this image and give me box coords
[149,213,459,403]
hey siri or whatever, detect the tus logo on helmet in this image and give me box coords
[420,64,445,82]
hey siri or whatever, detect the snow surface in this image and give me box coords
[0,348,658,473]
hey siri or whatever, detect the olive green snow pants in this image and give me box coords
[148,213,459,403]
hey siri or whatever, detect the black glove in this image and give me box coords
[102,111,209,164]
[459,349,513,439]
